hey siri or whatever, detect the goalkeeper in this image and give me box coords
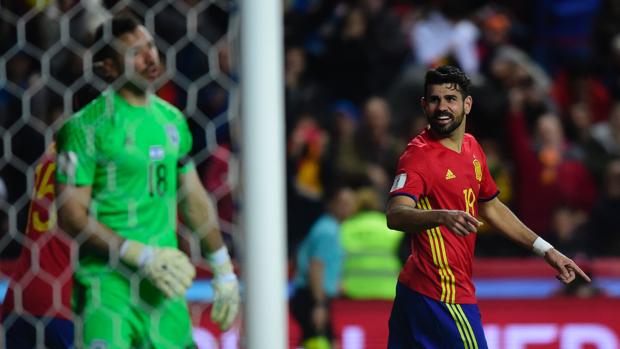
[55,14,239,348]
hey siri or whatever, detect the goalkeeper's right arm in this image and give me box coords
[57,183,195,298]
[57,184,126,256]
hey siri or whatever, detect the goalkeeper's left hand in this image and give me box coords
[208,246,240,331]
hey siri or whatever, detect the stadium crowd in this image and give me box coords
[1,0,620,270]
[282,0,620,261]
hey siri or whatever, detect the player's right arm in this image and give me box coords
[386,195,481,236]
[54,116,124,257]
[54,117,125,257]
[387,146,481,236]
[56,184,124,257]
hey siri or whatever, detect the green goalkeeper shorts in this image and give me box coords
[75,272,195,349]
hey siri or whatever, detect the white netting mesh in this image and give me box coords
[0,0,240,347]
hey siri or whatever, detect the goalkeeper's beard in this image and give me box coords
[113,64,162,94]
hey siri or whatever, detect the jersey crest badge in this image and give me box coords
[149,145,165,160]
[165,124,179,146]
[473,159,482,182]
[390,173,407,192]
[445,169,456,180]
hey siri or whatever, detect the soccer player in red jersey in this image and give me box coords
[2,143,76,348]
[385,65,590,349]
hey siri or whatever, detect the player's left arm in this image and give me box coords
[478,197,591,284]
[177,168,240,331]
[178,168,225,253]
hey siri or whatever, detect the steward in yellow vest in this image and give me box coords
[341,187,404,299]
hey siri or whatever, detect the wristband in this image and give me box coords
[208,246,235,279]
[532,237,553,257]
[209,246,231,265]
[120,240,154,267]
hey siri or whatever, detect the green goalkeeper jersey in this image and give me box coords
[56,90,194,278]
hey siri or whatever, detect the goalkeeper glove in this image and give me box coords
[120,240,196,298]
[208,246,240,331]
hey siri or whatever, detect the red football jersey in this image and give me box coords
[389,130,498,304]
[2,143,75,319]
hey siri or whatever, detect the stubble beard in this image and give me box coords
[427,110,465,136]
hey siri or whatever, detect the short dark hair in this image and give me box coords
[91,14,140,64]
[424,65,471,98]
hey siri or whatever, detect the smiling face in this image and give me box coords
[422,83,472,136]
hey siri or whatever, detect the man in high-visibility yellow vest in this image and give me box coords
[341,187,404,299]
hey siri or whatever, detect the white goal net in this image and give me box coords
[0,0,241,348]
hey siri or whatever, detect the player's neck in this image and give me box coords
[431,128,465,153]
[439,135,463,153]
[118,87,150,106]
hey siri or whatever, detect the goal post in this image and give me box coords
[240,0,287,348]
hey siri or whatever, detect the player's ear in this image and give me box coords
[464,95,473,115]
[420,96,426,110]
[94,58,120,82]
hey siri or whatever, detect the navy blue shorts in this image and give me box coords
[3,315,74,349]
[388,282,488,349]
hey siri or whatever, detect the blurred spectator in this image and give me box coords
[476,5,512,72]
[480,139,513,205]
[475,138,522,256]
[287,115,329,257]
[334,97,403,192]
[489,46,551,93]
[591,102,620,158]
[507,92,597,234]
[470,45,550,140]
[551,61,612,123]
[290,185,357,349]
[360,0,407,95]
[597,33,620,98]
[410,2,480,75]
[340,187,403,300]
[547,205,591,258]
[322,6,371,104]
[532,0,601,74]
[356,97,404,192]
[283,0,335,57]
[322,100,361,182]
[589,158,620,255]
[564,102,610,181]
[289,115,329,200]
[593,0,620,66]
[324,97,402,194]
[285,46,326,126]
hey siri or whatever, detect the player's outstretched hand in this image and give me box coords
[440,210,483,236]
[544,249,591,284]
